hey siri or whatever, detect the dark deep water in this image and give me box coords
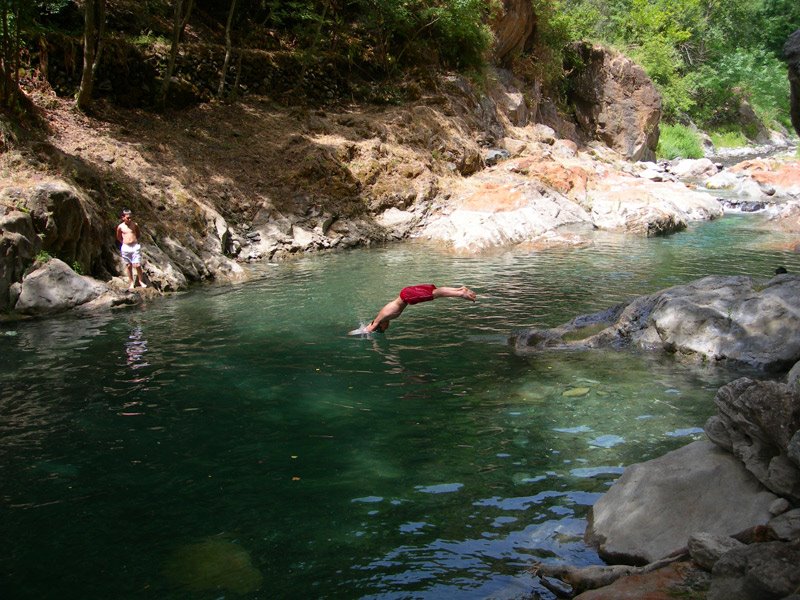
[1,214,799,599]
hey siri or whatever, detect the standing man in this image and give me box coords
[116,208,147,290]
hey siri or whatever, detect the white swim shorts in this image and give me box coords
[121,243,142,266]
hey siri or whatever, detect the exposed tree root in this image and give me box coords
[530,552,687,597]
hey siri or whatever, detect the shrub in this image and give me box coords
[657,124,704,159]
[693,49,791,130]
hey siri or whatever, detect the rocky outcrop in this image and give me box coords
[585,171,722,235]
[415,137,723,250]
[708,540,800,600]
[0,177,247,308]
[511,274,800,371]
[564,42,662,161]
[728,159,800,198]
[785,29,800,137]
[535,357,800,598]
[489,0,536,65]
[24,181,107,274]
[706,378,800,503]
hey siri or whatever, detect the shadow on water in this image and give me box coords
[1,214,798,599]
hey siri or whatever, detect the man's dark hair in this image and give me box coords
[121,208,132,217]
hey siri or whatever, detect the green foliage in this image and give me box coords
[35,250,52,263]
[558,0,794,128]
[71,260,83,274]
[756,0,800,56]
[132,31,168,47]
[423,0,493,69]
[232,0,493,73]
[628,38,695,120]
[522,0,577,94]
[693,49,791,130]
[656,124,703,159]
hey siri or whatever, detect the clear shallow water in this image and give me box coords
[1,214,799,599]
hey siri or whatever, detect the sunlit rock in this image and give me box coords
[587,174,723,235]
[563,42,662,162]
[15,258,109,315]
[585,440,778,565]
[512,274,800,371]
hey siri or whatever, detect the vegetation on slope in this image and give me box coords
[1,1,798,141]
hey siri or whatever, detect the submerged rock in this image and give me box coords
[163,538,263,594]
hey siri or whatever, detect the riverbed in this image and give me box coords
[1,213,799,599]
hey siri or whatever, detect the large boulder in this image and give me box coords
[14,258,111,315]
[564,42,662,161]
[416,171,592,251]
[512,274,800,371]
[585,440,779,565]
[785,29,800,137]
[586,173,723,235]
[705,377,800,502]
[24,181,106,275]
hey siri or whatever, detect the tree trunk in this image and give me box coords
[159,0,194,108]
[786,29,800,137]
[76,0,105,112]
[0,0,19,108]
[217,0,237,99]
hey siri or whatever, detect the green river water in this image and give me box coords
[2,214,799,599]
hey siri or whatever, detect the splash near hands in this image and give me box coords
[348,324,372,336]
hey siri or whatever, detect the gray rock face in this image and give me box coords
[0,211,41,312]
[769,508,800,541]
[14,258,109,315]
[565,42,662,161]
[489,0,535,65]
[585,440,778,565]
[26,181,105,274]
[705,377,800,502]
[708,541,800,600]
[687,532,745,571]
[513,275,800,371]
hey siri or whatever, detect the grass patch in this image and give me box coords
[709,129,748,149]
[657,124,704,160]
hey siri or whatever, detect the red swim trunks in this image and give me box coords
[400,284,437,305]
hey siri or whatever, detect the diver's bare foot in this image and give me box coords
[138,282,147,288]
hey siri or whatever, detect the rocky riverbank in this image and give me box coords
[524,274,800,599]
[2,32,799,318]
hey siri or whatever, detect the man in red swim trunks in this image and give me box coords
[362,284,477,333]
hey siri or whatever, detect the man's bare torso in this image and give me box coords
[117,222,139,245]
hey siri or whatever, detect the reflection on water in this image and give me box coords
[1,215,798,599]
